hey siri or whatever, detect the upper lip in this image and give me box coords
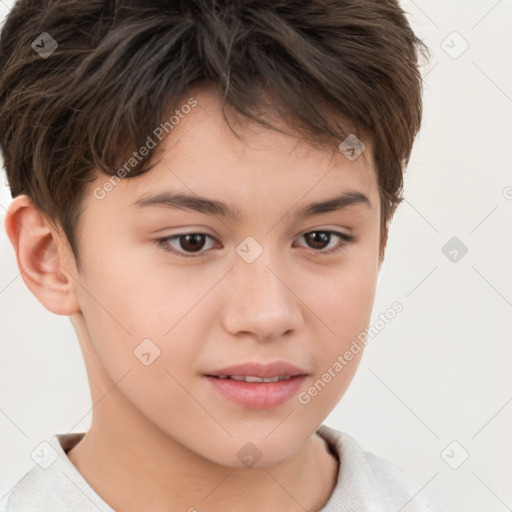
[205,361,309,378]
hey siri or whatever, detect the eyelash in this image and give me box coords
[155,230,356,259]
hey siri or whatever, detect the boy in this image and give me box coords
[0,0,432,510]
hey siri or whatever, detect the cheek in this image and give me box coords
[72,252,156,375]
[75,246,211,381]
[308,261,378,344]
[74,263,199,428]
[78,240,186,335]
[290,259,378,410]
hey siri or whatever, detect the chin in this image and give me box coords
[194,429,310,470]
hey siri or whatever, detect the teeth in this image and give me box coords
[219,375,290,383]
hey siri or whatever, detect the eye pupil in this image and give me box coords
[305,231,330,249]
[160,230,349,258]
[181,234,206,252]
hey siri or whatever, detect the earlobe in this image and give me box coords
[4,195,81,316]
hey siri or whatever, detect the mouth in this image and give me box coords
[204,361,309,409]
[207,374,298,382]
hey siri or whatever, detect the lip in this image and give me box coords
[204,361,309,409]
[205,361,309,379]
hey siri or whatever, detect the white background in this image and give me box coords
[1,1,511,510]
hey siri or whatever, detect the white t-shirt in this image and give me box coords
[0,424,434,511]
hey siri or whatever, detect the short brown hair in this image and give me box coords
[0,0,428,271]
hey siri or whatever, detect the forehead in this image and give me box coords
[88,87,379,221]
[165,85,375,168]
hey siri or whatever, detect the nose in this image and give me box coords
[221,251,304,342]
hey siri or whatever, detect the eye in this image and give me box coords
[156,233,217,258]
[295,230,356,255]
[156,229,356,258]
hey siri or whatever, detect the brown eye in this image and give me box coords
[179,234,207,252]
[156,233,216,258]
[304,231,331,250]
[297,230,356,254]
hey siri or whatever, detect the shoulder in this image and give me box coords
[317,424,435,512]
[0,493,12,512]
[0,433,114,512]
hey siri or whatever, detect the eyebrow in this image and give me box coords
[131,190,371,221]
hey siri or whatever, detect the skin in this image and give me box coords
[5,86,384,512]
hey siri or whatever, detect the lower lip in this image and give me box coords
[205,375,307,409]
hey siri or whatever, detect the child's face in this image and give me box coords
[69,87,382,466]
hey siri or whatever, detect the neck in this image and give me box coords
[66,314,340,512]
[66,385,339,512]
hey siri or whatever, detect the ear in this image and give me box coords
[4,194,81,316]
